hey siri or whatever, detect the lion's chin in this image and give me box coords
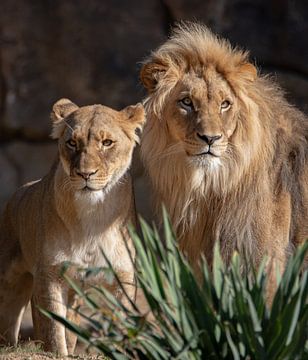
[74,188,105,205]
[80,185,104,192]
[188,154,222,170]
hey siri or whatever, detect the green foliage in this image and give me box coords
[44,211,308,359]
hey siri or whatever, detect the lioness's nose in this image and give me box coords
[197,133,222,145]
[76,169,98,180]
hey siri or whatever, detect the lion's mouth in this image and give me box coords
[194,150,218,157]
[81,185,101,192]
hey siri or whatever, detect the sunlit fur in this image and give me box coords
[0,99,145,355]
[140,23,308,287]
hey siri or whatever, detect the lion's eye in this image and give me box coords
[221,100,231,112]
[66,139,77,149]
[102,139,113,147]
[180,97,194,110]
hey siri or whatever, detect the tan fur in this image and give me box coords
[0,99,145,355]
[140,23,308,294]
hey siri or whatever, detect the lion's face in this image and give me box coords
[51,99,144,196]
[140,25,257,175]
[162,67,238,168]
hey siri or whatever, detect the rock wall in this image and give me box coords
[0,0,307,215]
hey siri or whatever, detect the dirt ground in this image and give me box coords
[0,306,107,360]
[0,350,106,360]
[0,343,107,360]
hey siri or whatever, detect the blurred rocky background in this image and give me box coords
[0,0,307,215]
[0,0,307,343]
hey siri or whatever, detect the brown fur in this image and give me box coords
[0,99,145,354]
[140,23,308,293]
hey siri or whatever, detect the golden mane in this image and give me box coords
[141,22,257,116]
[140,23,308,284]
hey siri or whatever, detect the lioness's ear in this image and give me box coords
[121,103,145,143]
[238,63,257,82]
[140,60,168,92]
[122,103,145,130]
[50,98,79,139]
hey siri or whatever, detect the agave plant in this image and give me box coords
[43,210,308,359]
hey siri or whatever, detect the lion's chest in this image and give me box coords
[68,227,122,268]
[46,207,132,275]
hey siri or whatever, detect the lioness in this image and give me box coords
[0,99,145,355]
[140,23,308,297]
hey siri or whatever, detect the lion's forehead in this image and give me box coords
[180,70,234,101]
[65,109,126,140]
[72,123,123,140]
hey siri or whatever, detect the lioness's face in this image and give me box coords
[163,67,238,167]
[51,100,144,194]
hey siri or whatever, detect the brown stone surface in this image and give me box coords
[0,0,165,137]
[0,141,57,210]
[274,71,308,114]
[5,141,57,183]
[0,150,18,209]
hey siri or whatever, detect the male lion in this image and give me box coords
[0,99,145,355]
[140,23,308,294]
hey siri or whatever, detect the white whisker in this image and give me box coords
[64,120,74,133]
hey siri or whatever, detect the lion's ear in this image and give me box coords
[238,63,257,82]
[51,98,79,122]
[50,98,79,139]
[140,60,168,92]
[121,103,145,143]
[122,103,145,130]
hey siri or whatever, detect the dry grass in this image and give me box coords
[0,342,108,360]
[1,306,107,360]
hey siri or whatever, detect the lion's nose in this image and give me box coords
[197,133,222,145]
[76,169,98,180]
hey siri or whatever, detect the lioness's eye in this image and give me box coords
[102,139,113,147]
[66,139,77,149]
[180,97,193,109]
[221,100,231,111]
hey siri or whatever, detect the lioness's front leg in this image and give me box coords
[31,268,68,355]
[118,271,136,310]
[66,289,82,355]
